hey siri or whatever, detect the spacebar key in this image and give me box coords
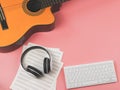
[82,81,98,86]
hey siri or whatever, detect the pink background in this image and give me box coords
[0,0,120,90]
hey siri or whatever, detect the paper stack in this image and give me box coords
[10,43,63,90]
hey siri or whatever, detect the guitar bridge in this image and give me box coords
[1,20,8,30]
[0,4,8,30]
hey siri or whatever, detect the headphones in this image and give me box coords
[21,46,52,78]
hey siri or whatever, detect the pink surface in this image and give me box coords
[0,0,120,90]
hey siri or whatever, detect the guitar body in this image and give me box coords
[0,0,59,52]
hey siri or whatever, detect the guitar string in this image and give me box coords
[41,0,66,9]
[2,0,66,9]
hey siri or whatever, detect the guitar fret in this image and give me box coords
[50,0,54,6]
[40,0,44,9]
[52,0,56,5]
[41,0,66,9]
[41,0,48,8]
[51,0,56,5]
[42,0,48,8]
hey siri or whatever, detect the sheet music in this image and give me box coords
[10,43,63,90]
[28,43,63,62]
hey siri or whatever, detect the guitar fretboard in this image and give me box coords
[41,0,66,9]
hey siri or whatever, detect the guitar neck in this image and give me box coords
[41,0,66,9]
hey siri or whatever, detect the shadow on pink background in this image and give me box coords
[0,0,120,90]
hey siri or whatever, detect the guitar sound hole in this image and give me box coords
[27,0,41,12]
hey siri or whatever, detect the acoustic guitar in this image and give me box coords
[0,0,66,52]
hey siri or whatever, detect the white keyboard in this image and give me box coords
[64,61,117,89]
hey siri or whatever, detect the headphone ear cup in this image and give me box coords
[26,65,43,78]
[44,58,50,74]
